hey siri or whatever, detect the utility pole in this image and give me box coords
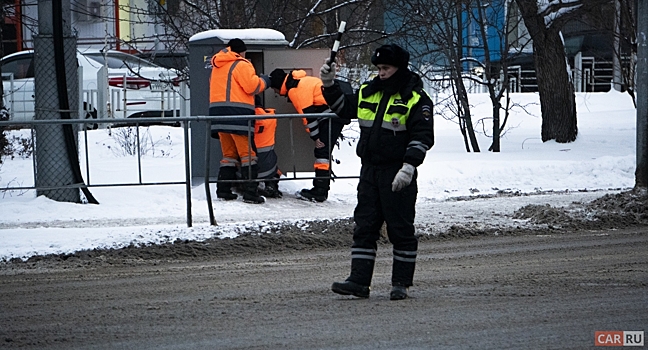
[34,0,80,202]
[34,0,97,204]
[635,0,648,187]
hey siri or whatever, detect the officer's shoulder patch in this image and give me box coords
[422,104,432,121]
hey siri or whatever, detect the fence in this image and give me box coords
[2,66,190,123]
[0,113,355,227]
[416,54,633,94]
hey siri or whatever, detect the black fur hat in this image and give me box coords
[269,68,287,89]
[227,38,247,54]
[371,44,410,68]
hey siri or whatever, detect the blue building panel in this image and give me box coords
[462,1,505,70]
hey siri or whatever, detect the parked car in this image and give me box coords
[1,48,183,124]
[136,49,189,72]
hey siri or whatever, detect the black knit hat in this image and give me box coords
[269,68,287,89]
[371,44,410,68]
[227,38,247,54]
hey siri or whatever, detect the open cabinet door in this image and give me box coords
[262,48,330,173]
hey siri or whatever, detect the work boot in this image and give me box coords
[331,280,370,298]
[241,165,265,204]
[297,187,328,202]
[259,180,282,198]
[243,191,265,204]
[390,286,408,300]
[216,167,238,200]
[217,192,238,200]
[297,169,330,202]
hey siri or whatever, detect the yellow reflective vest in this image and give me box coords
[357,85,422,132]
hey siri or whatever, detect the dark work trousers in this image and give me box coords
[313,119,345,172]
[349,163,419,287]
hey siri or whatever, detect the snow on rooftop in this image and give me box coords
[189,28,287,43]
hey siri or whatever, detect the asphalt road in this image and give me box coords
[1,227,646,350]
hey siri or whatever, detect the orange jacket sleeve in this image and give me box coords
[233,60,268,96]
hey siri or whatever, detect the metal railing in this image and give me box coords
[0,112,354,227]
[2,70,190,123]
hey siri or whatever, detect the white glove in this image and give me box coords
[320,60,336,87]
[391,163,415,192]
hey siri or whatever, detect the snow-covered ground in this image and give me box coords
[0,90,637,260]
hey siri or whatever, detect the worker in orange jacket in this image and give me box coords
[254,96,282,198]
[268,68,349,202]
[210,38,270,204]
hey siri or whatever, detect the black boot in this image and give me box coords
[390,250,415,300]
[241,165,265,204]
[298,187,328,202]
[331,256,374,298]
[259,179,282,198]
[298,169,330,202]
[390,286,408,300]
[216,167,238,200]
[331,280,370,298]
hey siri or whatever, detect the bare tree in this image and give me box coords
[469,0,515,152]
[388,0,481,152]
[146,0,385,65]
[616,0,638,106]
[514,0,611,143]
[594,0,638,106]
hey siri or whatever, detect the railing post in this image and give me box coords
[204,120,216,226]
[183,120,192,227]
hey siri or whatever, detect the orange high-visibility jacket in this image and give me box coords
[279,70,327,113]
[254,107,277,151]
[278,70,329,140]
[209,47,270,135]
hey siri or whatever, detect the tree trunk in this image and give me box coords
[452,4,480,152]
[533,32,578,142]
[515,0,578,143]
[491,101,501,151]
[451,64,481,153]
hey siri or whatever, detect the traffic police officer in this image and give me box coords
[321,44,434,300]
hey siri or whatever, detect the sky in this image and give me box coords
[0,90,638,261]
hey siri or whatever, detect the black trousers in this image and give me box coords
[311,120,345,190]
[313,119,345,169]
[349,163,419,287]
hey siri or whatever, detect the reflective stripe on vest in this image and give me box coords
[209,59,260,111]
[357,85,422,131]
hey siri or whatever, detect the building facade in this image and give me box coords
[2,0,176,55]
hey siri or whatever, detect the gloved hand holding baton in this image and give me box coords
[320,21,346,87]
[329,21,346,64]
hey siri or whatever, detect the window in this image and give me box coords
[1,55,34,80]
[83,52,161,69]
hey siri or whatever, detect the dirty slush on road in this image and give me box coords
[3,189,648,269]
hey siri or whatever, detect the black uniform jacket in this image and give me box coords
[321,71,434,167]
